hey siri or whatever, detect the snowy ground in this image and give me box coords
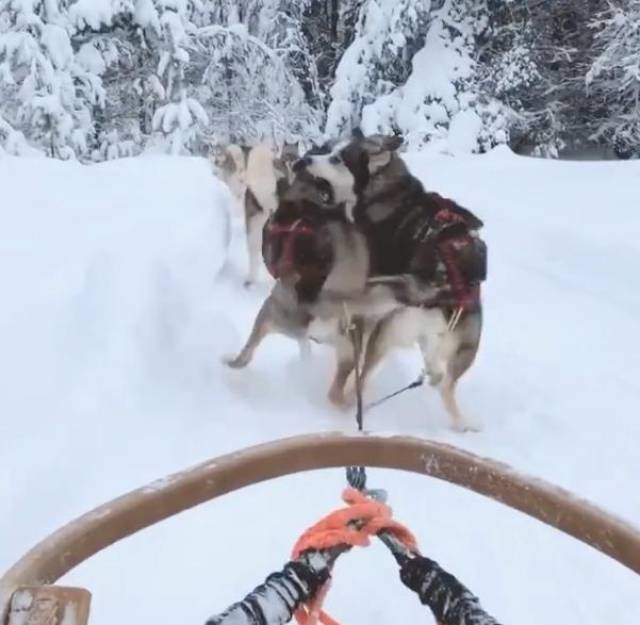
[1,149,639,624]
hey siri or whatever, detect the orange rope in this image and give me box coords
[291,488,419,625]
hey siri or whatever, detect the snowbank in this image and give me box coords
[1,152,639,625]
[0,154,231,461]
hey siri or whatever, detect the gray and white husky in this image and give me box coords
[295,132,485,431]
[225,133,485,431]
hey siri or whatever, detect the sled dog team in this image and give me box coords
[209,132,487,432]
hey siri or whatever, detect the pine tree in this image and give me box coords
[193,18,319,147]
[300,0,341,104]
[0,113,35,155]
[0,0,96,158]
[477,1,545,153]
[333,0,509,153]
[325,0,430,138]
[259,0,322,110]
[2,0,627,160]
[151,1,208,154]
[587,0,640,158]
[479,0,608,156]
[71,2,162,159]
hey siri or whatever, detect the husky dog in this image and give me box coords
[210,142,300,286]
[295,132,486,431]
[209,144,249,201]
[223,171,423,405]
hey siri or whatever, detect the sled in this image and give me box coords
[2,433,639,625]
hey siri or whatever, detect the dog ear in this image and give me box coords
[362,133,403,154]
[223,151,236,173]
[367,151,391,174]
[382,134,404,152]
[273,156,286,178]
[341,143,370,194]
[281,142,301,163]
[309,138,334,155]
[358,133,402,173]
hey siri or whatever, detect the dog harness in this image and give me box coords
[263,198,485,313]
[433,206,484,312]
[264,218,312,279]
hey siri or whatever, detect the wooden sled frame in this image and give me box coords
[2,432,640,625]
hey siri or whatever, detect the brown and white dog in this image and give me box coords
[210,142,299,286]
[223,167,410,404]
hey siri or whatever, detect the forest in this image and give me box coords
[1,0,638,160]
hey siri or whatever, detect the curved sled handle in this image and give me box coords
[2,433,640,621]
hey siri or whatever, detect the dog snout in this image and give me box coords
[293,156,311,173]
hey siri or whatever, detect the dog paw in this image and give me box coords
[222,354,248,369]
[298,341,312,361]
[328,387,355,410]
[328,388,345,407]
[451,421,482,433]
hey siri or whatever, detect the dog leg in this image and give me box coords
[328,334,356,407]
[421,338,475,432]
[244,217,263,287]
[243,190,268,287]
[436,312,482,432]
[417,334,446,387]
[359,313,399,394]
[438,376,475,432]
[360,307,432,392]
[224,297,273,368]
[298,338,312,361]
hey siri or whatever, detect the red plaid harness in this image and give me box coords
[263,205,483,313]
[433,207,482,313]
[263,218,319,280]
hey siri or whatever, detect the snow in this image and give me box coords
[40,24,73,70]
[349,1,508,154]
[2,150,640,625]
[326,0,430,138]
[134,0,160,32]
[447,110,483,155]
[76,43,107,76]
[69,0,119,30]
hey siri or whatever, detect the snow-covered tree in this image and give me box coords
[330,0,509,154]
[392,0,510,153]
[0,0,97,158]
[298,0,342,103]
[258,0,322,109]
[152,1,208,154]
[325,0,430,138]
[0,0,631,161]
[70,1,162,159]
[0,112,37,155]
[526,0,599,156]
[587,0,640,158]
[477,2,545,153]
[478,0,609,156]
[193,22,320,147]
